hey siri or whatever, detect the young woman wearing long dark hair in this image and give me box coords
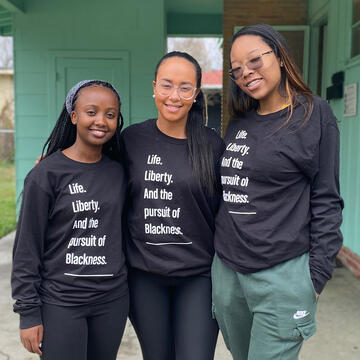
[121,51,224,360]
[12,80,129,360]
[212,24,343,359]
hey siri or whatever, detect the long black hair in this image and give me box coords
[41,80,124,161]
[228,24,313,127]
[154,51,217,196]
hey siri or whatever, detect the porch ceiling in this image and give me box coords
[0,0,224,37]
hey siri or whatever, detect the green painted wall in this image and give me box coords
[308,0,360,255]
[165,0,224,37]
[13,0,166,199]
[0,5,12,35]
[165,0,223,36]
[167,13,222,36]
[165,0,222,15]
[308,0,329,19]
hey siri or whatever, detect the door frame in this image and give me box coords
[308,5,329,96]
[47,50,130,126]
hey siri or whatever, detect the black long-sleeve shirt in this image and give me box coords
[121,119,225,277]
[214,96,343,293]
[12,151,128,329]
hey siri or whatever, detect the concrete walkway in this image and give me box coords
[1,231,359,359]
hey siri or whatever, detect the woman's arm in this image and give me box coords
[309,107,344,294]
[11,178,51,353]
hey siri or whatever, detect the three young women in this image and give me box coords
[12,80,129,360]
[212,24,343,360]
[12,25,343,359]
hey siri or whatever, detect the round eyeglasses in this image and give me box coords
[155,82,197,100]
[229,50,274,81]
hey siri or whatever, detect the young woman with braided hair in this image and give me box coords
[12,80,129,360]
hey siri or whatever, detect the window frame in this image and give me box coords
[351,0,360,58]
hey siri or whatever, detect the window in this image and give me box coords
[167,37,223,134]
[352,0,360,57]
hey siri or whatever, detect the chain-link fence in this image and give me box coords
[0,129,14,162]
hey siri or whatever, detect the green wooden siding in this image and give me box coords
[308,0,360,255]
[13,0,166,199]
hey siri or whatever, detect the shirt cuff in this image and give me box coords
[19,307,42,329]
[310,268,328,294]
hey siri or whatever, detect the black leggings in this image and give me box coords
[128,269,219,360]
[40,294,129,360]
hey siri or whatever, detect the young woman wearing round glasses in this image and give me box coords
[211,24,343,359]
[120,51,224,360]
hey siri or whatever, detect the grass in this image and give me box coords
[0,162,16,238]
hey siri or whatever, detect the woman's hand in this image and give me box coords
[34,155,44,166]
[20,324,43,355]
